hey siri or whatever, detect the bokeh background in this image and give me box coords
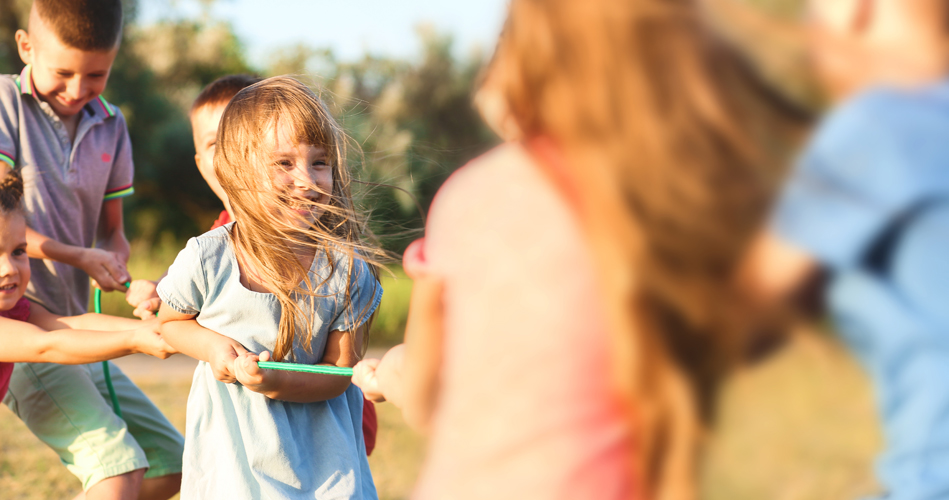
[0,1,883,498]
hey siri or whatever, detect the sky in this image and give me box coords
[139,0,509,65]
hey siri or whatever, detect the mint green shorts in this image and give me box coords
[2,361,184,490]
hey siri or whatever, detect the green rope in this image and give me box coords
[257,361,353,377]
[95,285,350,406]
[93,286,127,418]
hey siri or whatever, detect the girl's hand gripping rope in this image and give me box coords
[234,350,282,396]
[209,338,249,383]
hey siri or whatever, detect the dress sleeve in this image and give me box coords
[329,257,383,332]
[103,110,134,200]
[771,91,912,269]
[157,238,208,315]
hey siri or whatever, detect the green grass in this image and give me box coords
[0,331,880,499]
[12,240,880,498]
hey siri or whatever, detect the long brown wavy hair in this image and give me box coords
[481,0,808,498]
[214,76,385,361]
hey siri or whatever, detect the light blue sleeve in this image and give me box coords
[890,201,949,326]
[329,257,383,332]
[771,90,915,269]
[156,237,208,315]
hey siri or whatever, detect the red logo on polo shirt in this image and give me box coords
[101,153,112,163]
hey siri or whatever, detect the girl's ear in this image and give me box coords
[14,30,33,66]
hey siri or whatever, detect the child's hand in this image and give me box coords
[81,248,131,292]
[352,358,386,403]
[133,319,177,359]
[233,351,281,396]
[126,279,161,319]
[209,340,249,383]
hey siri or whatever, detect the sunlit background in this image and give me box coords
[0,1,882,499]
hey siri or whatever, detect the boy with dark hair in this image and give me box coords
[0,1,183,498]
[742,0,949,498]
[124,74,263,319]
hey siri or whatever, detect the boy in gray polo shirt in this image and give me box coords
[0,1,183,498]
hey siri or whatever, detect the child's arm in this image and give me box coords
[96,198,132,288]
[0,309,173,364]
[737,231,825,313]
[25,226,130,292]
[126,277,165,320]
[352,344,405,404]
[232,324,367,403]
[31,304,152,332]
[97,198,131,263]
[158,302,249,383]
[734,231,828,360]
[352,276,444,432]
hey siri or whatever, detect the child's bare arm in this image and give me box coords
[158,302,248,382]
[351,276,444,432]
[29,302,147,332]
[25,225,130,291]
[0,314,173,364]
[233,325,367,403]
[353,344,405,404]
[398,276,444,432]
[735,231,828,360]
[97,198,131,266]
[737,231,824,311]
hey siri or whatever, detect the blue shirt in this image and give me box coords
[157,224,382,500]
[773,81,949,499]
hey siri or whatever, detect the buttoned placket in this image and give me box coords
[70,108,105,180]
[34,98,72,176]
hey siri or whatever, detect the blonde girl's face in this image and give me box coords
[0,212,30,312]
[267,123,334,229]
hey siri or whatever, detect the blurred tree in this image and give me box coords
[115,18,255,243]
[0,0,30,74]
[267,27,496,253]
[3,0,817,257]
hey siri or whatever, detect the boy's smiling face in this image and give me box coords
[0,212,30,312]
[14,7,117,119]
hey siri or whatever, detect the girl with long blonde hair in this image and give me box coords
[353,0,806,498]
[158,76,383,499]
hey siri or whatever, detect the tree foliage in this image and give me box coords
[0,0,494,252]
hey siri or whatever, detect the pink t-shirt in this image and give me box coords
[0,298,30,399]
[409,143,636,500]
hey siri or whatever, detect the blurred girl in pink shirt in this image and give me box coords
[354,0,806,498]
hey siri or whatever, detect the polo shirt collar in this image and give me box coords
[16,64,117,121]
[16,64,37,96]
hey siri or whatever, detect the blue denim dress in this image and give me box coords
[157,224,382,500]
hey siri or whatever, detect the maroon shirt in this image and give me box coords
[0,298,31,398]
